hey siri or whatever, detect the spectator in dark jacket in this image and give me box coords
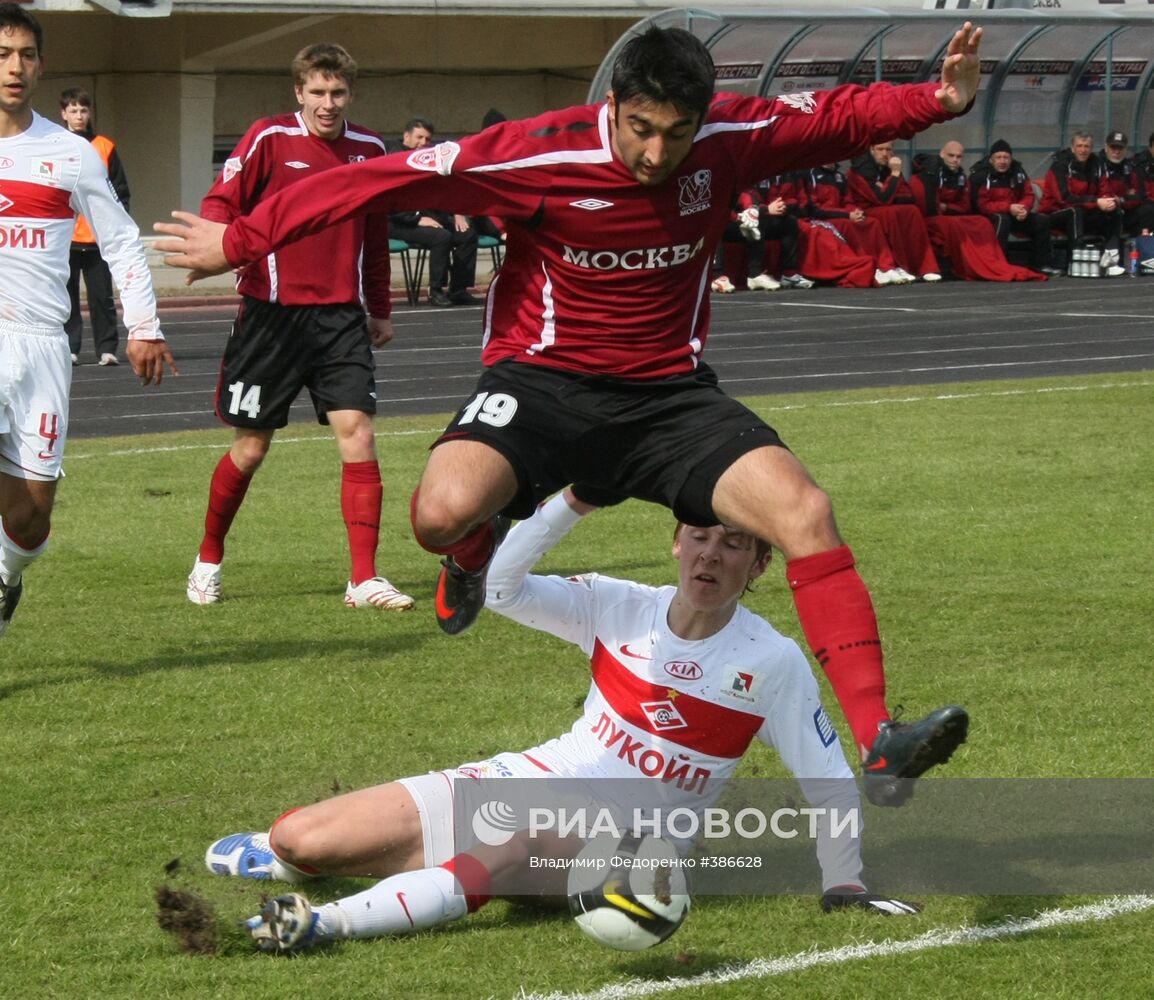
[801,163,905,284]
[1096,131,1154,237]
[60,86,130,365]
[1040,131,1124,274]
[970,138,1059,274]
[1133,131,1154,213]
[847,141,941,281]
[385,117,481,307]
[910,140,1043,282]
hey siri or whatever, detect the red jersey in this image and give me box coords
[204,113,391,316]
[226,83,952,378]
[971,159,1037,217]
[846,156,919,209]
[801,165,863,218]
[742,174,803,214]
[1040,150,1100,214]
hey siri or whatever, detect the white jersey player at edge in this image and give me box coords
[205,489,918,955]
[0,4,176,637]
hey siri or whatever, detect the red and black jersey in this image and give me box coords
[970,159,1036,217]
[226,83,953,379]
[1133,149,1154,203]
[1096,154,1144,213]
[204,113,392,316]
[910,155,970,218]
[744,173,804,214]
[846,154,918,208]
[1040,149,1101,214]
[800,165,861,218]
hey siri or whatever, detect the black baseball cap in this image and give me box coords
[1106,131,1127,147]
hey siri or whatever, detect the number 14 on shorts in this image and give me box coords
[227,381,262,419]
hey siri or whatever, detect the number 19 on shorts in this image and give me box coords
[458,391,517,427]
[227,381,262,419]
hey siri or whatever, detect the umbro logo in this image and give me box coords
[570,198,613,211]
[284,161,310,169]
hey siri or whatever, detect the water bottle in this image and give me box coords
[1128,241,1139,277]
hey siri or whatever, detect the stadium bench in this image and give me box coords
[390,238,427,306]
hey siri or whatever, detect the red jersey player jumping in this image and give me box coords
[157,23,984,806]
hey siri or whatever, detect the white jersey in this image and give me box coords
[0,113,160,338]
[484,496,863,889]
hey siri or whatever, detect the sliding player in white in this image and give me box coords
[205,489,916,953]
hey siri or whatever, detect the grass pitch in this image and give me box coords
[2,373,1152,999]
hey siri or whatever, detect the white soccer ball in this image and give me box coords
[567,834,691,951]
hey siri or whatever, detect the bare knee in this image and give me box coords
[4,506,51,545]
[331,412,378,464]
[777,483,841,559]
[411,485,473,549]
[339,423,377,463]
[0,478,55,545]
[269,784,427,878]
[268,810,322,870]
[229,434,272,475]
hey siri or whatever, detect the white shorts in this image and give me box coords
[398,751,556,867]
[0,322,71,481]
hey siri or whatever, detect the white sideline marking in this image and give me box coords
[66,427,443,461]
[517,895,1154,1000]
[66,377,1153,463]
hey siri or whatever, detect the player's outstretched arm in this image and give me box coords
[153,211,231,282]
[936,21,983,114]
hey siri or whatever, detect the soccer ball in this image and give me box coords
[567,834,691,951]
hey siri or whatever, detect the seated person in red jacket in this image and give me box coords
[847,142,941,282]
[1097,131,1154,239]
[911,141,1044,282]
[970,139,1059,275]
[801,164,907,285]
[712,175,815,292]
[1133,131,1154,223]
[1040,131,1125,276]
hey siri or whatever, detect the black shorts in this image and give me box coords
[436,360,785,525]
[215,298,377,429]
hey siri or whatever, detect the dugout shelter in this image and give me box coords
[14,0,1154,229]
[589,5,1154,183]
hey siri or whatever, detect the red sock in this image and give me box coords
[342,461,382,585]
[440,854,492,913]
[787,544,889,754]
[409,488,495,571]
[199,451,252,565]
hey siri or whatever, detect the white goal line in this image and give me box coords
[518,895,1154,1000]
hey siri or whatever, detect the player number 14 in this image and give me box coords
[227,381,262,419]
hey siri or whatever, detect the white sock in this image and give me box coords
[313,866,469,941]
[0,519,49,585]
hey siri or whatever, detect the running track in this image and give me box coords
[67,278,1154,439]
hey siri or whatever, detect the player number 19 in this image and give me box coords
[226,381,262,419]
[458,391,517,428]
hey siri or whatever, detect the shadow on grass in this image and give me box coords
[0,633,430,700]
